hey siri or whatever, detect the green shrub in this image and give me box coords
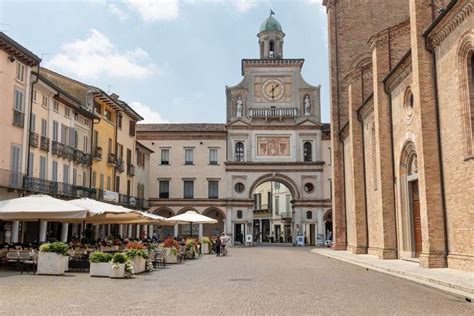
[169,247,177,255]
[185,239,195,250]
[201,237,211,244]
[39,242,69,256]
[89,251,113,263]
[125,248,149,259]
[112,252,127,264]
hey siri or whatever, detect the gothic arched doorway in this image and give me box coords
[202,208,226,237]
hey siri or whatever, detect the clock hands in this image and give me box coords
[270,83,279,100]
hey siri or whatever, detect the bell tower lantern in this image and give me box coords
[258,11,285,59]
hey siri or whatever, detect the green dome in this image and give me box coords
[259,16,283,32]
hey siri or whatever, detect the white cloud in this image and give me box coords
[131,101,168,123]
[231,0,258,12]
[46,29,158,80]
[125,0,179,21]
[108,3,129,21]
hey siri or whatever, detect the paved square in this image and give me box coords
[1,247,472,315]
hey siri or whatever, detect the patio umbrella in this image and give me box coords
[0,194,88,221]
[68,198,144,224]
[166,210,217,236]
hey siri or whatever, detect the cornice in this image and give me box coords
[426,0,473,48]
[368,20,410,50]
[344,64,372,85]
[384,51,412,93]
[241,58,304,76]
[358,94,374,121]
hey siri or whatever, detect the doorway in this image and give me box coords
[234,223,245,244]
[410,180,422,258]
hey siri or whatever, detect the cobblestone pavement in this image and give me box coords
[1,247,472,315]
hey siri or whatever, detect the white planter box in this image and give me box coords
[90,262,111,277]
[109,263,125,278]
[131,256,146,273]
[64,256,70,272]
[37,252,66,275]
[166,251,177,264]
[202,243,209,254]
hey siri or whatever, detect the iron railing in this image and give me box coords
[40,136,50,152]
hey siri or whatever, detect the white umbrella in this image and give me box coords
[167,211,217,236]
[0,195,88,221]
[68,198,144,224]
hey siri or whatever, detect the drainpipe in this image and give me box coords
[113,110,120,194]
[24,64,40,192]
[424,38,449,258]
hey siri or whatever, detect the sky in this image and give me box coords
[0,0,328,123]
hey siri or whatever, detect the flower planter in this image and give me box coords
[166,251,178,264]
[64,256,70,272]
[37,252,66,275]
[90,262,112,277]
[201,243,209,254]
[131,256,146,274]
[110,263,125,278]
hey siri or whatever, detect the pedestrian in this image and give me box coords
[215,235,221,256]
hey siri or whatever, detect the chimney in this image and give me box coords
[110,93,120,100]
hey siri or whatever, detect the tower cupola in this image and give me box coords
[258,11,285,59]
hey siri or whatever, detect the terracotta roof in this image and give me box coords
[137,123,226,132]
[0,32,41,67]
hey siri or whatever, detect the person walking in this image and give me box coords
[215,236,221,256]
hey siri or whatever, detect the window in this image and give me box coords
[65,107,70,118]
[52,121,59,142]
[285,194,291,212]
[42,96,48,108]
[235,182,245,193]
[94,103,102,115]
[106,176,111,190]
[209,148,218,165]
[13,89,25,127]
[129,120,136,136]
[33,90,37,102]
[30,113,36,132]
[10,144,21,186]
[235,142,244,162]
[185,148,193,165]
[161,149,170,165]
[159,180,170,198]
[115,176,120,193]
[63,164,69,184]
[306,210,312,220]
[303,142,312,162]
[53,100,59,112]
[108,138,113,156]
[463,52,474,157]
[269,40,275,57]
[74,113,79,121]
[73,168,77,186]
[83,171,87,186]
[28,153,34,177]
[328,178,332,198]
[274,196,280,215]
[304,183,314,193]
[208,181,219,199]
[104,109,111,121]
[92,171,97,188]
[328,147,332,165]
[41,119,47,137]
[253,193,261,210]
[83,135,88,153]
[84,118,90,127]
[183,180,194,199]
[237,210,243,219]
[61,125,69,145]
[118,114,122,129]
[16,62,25,82]
[99,174,104,190]
[52,161,58,182]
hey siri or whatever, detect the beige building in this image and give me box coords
[138,15,332,245]
[323,0,473,271]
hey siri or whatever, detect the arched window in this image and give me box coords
[306,211,312,220]
[237,210,243,219]
[269,40,275,57]
[303,142,312,162]
[235,142,244,162]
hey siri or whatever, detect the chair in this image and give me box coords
[21,252,37,275]
[6,251,20,270]
[155,249,167,268]
[177,248,186,263]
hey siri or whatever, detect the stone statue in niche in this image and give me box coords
[236,97,243,117]
[304,95,311,116]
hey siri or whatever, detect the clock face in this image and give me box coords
[262,79,284,101]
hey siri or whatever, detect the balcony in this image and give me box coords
[119,193,148,209]
[12,110,25,128]
[40,136,50,152]
[93,147,102,160]
[74,149,85,164]
[82,153,92,166]
[63,145,75,160]
[29,132,39,148]
[249,107,297,119]
[127,163,135,176]
[107,153,116,166]
[0,168,24,190]
[280,211,292,219]
[52,141,64,156]
[116,158,125,173]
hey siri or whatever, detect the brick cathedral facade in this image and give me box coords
[323,0,473,271]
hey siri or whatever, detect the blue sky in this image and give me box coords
[1,0,328,123]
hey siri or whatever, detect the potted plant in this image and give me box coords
[163,238,178,264]
[200,237,211,254]
[89,251,113,277]
[185,239,196,259]
[125,242,148,274]
[37,242,69,275]
[110,253,134,278]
